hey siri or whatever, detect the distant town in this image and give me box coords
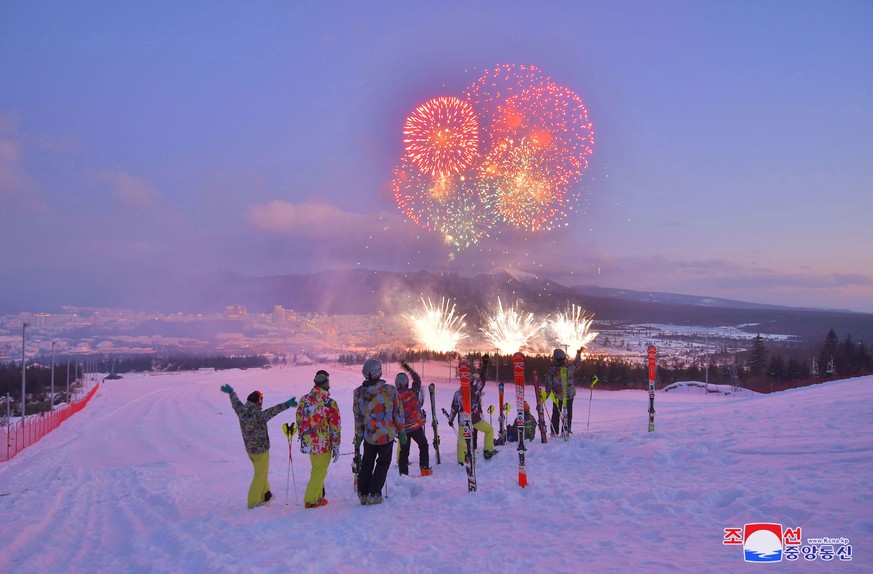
[0,304,788,371]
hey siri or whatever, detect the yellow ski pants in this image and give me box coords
[456,420,494,463]
[246,451,271,508]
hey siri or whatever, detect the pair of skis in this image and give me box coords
[495,382,507,445]
[647,346,657,432]
[513,353,528,488]
[428,382,441,464]
[459,362,477,492]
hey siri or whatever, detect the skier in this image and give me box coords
[546,347,583,435]
[353,358,406,505]
[295,369,341,509]
[447,355,498,464]
[506,401,537,443]
[396,361,432,477]
[220,384,297,509]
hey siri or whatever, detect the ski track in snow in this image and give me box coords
[1,367,870,573]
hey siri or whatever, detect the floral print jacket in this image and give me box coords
[353,379,405,445]
[295,386,341,455]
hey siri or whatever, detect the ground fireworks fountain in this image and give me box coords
[549,304,598,352]
[479,297,545,354]
[404,296,468,353]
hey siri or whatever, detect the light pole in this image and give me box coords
[50,341,56,412]
[21,322,29,420]
[66,357,70,405]
[704,333,710,388]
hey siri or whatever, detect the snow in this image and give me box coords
[1,365,870,573]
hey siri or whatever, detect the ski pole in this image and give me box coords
[586,375,598,435]
[441,408,459,437]
[282,423,300,506]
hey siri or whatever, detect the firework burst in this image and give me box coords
[463,64,551,139]
[404,297,468,353]
[479,138,569,231]
[391,63,595,249]
[479,298,545,354]
[403,96,480,178]
[393,164,495,248]
[549,304,598,352]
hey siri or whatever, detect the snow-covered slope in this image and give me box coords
[1,366,869,573]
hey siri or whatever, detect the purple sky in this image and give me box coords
[1,1,871,313]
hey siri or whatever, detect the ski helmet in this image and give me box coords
[395,372,409,389]
[247,390,263,404]
[362,358,382,381]
[314,369,330,389]
[553,348,567,363]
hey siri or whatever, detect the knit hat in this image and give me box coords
[247,390,263,404]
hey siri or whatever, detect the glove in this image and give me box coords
[332,446,339,463]
[354,433,363,450]
[284,397,298,408]
[448,419,454,428]
[220,384,233,394]
[399,431,408,445]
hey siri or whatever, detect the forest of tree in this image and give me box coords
[2,329,870,417]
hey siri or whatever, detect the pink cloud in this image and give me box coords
[95,170,162,208]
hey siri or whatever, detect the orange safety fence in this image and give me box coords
[1,383,100,462]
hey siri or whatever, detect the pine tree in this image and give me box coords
[748,334,768,376]
[819,329,839,375]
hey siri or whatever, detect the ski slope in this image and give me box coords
[1,366,870,573]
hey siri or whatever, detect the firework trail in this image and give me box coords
[405,297,468,353]
[479,298,545,355]
[549,304,598,352]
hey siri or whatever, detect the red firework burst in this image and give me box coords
[463,64,552,140]
[490,81,594,190]
[464,64,594,231]
[403,96,479,177]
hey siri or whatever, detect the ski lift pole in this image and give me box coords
[586,375,598,435]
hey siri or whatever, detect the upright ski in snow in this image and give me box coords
[560,365,570,441]
[647,346,657,432]
[459,361,477,492]
[352,436,361,495]
[532,371,548,443]
[513,352,528,488]
[496,382,507,445]
[428,383,441,464]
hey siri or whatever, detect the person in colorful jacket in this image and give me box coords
[353,358,405,505]
[447,355,498,464]
[295,369,341,509]
[506,401,537,442]
[220,384,297,509]
[546,347,583,435]
[396,361,431,477]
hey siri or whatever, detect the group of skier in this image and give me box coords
[222,347,586,509]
